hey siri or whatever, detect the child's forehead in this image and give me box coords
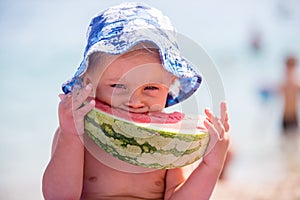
[115,42,160,57]
[89,43,160,64]
[97,48,175,82]
[119,47,161,60]
[92,46,161,68]
[105,49,164,73]
[121,48,159,57]
[86,48,164,81]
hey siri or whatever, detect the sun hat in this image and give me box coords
[62,2,202,107]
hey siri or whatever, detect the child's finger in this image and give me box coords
[72,100,95,135]
[72,84,93,109]
[203,118,212,130]
[58,93,66,101]
[220,102,230,132]
[203,120,220,151]
[58,93,73,110]
[75,99,95,117]
[220,102,227,123]
[204,108,214,122]
[210,116,225,140]
[204,119,222,140]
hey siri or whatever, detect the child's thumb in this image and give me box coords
[58,93,66,100]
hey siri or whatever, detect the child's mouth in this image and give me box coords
[93,100,184,124]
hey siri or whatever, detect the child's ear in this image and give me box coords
[172,76,177,82]
[170,75,178,85]
[83,74,92,86]
[82,74,96,97]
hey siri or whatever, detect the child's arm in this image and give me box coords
[42,84,95,200]
[164,102,230,200]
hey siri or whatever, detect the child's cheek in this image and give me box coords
[146,89,163,96]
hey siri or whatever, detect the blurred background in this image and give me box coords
[0,0,300,199]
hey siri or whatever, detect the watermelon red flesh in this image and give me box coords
[95,101,185,124]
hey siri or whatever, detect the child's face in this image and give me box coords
[90,49,175,113]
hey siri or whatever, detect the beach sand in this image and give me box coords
[212,131,300,200]
[212,171,300,200]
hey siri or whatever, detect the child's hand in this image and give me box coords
[203,102,230,171]
[58,84,95,136]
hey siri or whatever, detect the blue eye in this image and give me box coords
[110,84,126,89]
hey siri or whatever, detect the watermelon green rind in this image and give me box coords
[84,107,210,169]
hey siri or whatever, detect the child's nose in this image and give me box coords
[126,91,145,109]
[126,101,145,109]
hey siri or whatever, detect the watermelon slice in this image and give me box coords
[84,101,210,169]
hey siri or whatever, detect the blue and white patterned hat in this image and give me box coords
[62,2,201,107]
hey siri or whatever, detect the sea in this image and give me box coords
[0,0,300,199]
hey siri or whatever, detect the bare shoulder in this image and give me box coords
[297,81,300,89]
[51,127,61,156]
